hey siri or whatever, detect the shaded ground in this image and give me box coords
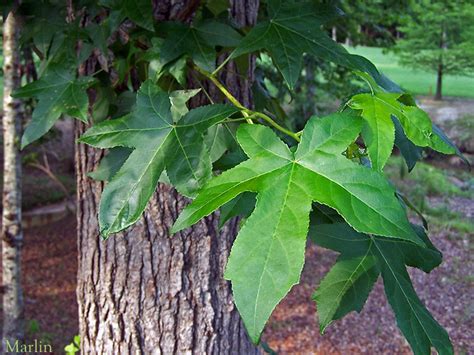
[0,215,78,354]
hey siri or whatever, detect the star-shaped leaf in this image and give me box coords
[230,0,379,89]
[349,92,455,170]
[362,71,467,170]
[172,112,421,343]
[13,64,96,148]
[159,21,242,72]
[79,80,238,237]
[311,222,452,355]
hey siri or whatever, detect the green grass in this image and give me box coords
[385,156,473,233]
[385,156,471,201]
[347,46,474,98]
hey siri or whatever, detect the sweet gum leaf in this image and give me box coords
[172,113,422,342]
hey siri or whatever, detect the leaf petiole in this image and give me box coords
[250,111,300,142]
[212,53,234,76]
[223,116,256,123]
[194,65,300,141]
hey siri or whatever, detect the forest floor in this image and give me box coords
[0,215,78,353]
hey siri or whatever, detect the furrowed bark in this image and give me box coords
[76,1,260,353]
[2,4,24,352]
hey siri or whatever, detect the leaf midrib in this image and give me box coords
[105,132,171,234]
[320,241,374,330]
[146,84,173,126]
[183,159,291,228]
[373,239,435,347]
[372,95,432,144]
[83,109,233,140]
[272,20,349,64]
[298,161,414,240]
[172,128,201,184]
[253,162,297,334]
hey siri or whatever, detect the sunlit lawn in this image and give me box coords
[347,46,474,98]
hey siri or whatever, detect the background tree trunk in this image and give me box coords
[435,63,443,101]
[2,4,24,352]
[76,1,260,353]
[435,28,446,101]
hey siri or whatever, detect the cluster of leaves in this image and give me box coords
[64,335,80,355]
[13,0,467,353]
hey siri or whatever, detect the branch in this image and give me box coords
[193,65,300,142]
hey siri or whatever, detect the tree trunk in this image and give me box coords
[76,1,260,354]
[435,63,443,101]
[2,4,24,352]
[435,27,446,101]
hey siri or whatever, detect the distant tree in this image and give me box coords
[395,0,474,100]
[1,1,24,352]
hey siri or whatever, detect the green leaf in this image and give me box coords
[88,147,132,181]
[311,222,441,274]
[359,98,395,171]
[172,113,421,343]
[374,239,453,355]
[218,192,256,228]
[159,21,242,72]
[205,0,229,16]
[145,38,188,85]
[13,64,96,148]
[85,22,112,57]
[313,244,379,333]
[123,0,153,31]
[231,0,380,89]
[101,0,154,31]
[295,115,420,243]
[309,221,451,354]
[359,72,463,170]
[205,124,236,162]
[349,92,455,170]
[431,123,470,167]
[79,80,238,237]
[393,117,423,171]
[169,89,201,122]
[310,222,372,257]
